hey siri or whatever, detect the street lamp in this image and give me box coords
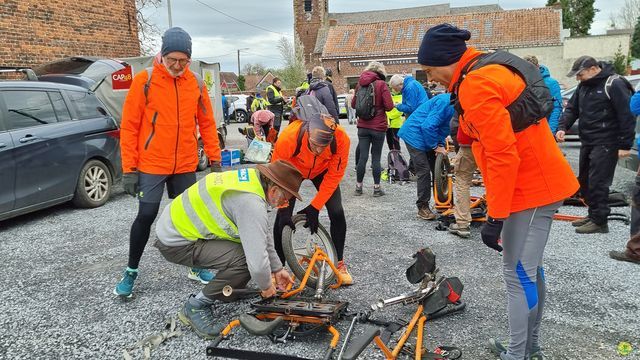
[237,48,249,76]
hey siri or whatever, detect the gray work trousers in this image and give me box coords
[500,201,562,360]
[155,239,251,301]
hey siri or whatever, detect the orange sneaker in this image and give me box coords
[336,261,354,286]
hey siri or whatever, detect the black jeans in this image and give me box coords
[273,172,347,263]
[406,144,436,209]
[356,128,386,184]
[578,144,618,225]
[386,127,401,151]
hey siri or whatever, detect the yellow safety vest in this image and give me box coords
[264,84,282,106]
[386,94,404,129]
[170,168,265,242]
[251,97,267,112]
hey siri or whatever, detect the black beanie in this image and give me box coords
[161,27,192,58]
[418,24,471,66]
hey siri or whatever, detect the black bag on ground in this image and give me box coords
[354,82,376,120]
[387,150,410,182]
[406,248,436,284]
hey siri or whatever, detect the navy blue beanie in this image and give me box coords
[418,24,471,66]
[161,27,192,58]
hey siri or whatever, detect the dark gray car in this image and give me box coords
[0,78,122,221]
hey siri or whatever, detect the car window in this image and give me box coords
[49,92,72,122]
[67,90,105,119]
[4,90,59,129]
[229,96,238,103]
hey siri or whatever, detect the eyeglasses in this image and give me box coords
[164,56,191,66]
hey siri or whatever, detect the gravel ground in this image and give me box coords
[1,121,639,360]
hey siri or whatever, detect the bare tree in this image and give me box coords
[614,0,640,29]
[242,63,268,76]
[136,0,162,55]
[275,36,306,89]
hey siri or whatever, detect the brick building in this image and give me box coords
[1,0,140,68]
[295,1,600,93]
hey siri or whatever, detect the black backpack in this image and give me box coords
[451,51,553,133]
[354,82,376,120]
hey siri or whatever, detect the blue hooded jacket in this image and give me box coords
[396,76,429,116]
[540,65,562,134]
[398,93,454,151]
[629,92,640,151]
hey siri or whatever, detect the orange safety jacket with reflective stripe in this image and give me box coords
[120,57,221,174]
[450,48,578,219]
[271,121,350,210]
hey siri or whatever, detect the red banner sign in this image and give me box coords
[112,66,134,91]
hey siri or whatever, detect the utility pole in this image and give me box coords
[167,0,173,27]
[237,48,249,76]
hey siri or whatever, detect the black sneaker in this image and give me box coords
[354,185,363,196]
[373,187,385,197]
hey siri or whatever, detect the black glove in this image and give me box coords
[210,161,222,173]
[277,209,296,232]
[297,205,320,234]
[122,172,139,197]
[481,217,504,252]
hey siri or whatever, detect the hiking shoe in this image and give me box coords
[609,250,640,264]
[188,268,215,284]
[354,185,363,196]
[449,223,471,238]
[488,339,543,359]
[571,217,590,227]
[336,261,354,285]
[113,269,138,298]
[178,295,223,339]
[373,187,385,197]
[417,207,436,220]
[575,221,609,234]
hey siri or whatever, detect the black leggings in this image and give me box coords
[273,172,347,263]
[128,202,161,269]
[356,127,386,184]
[386,127,401,151]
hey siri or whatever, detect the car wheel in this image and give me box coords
[234,110,247,123]
[197,141,209,171]
[72,160,112,208]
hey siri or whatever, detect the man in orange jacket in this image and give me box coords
[271,96,353,284]
[114,27,222,298]
[418,24,579,360]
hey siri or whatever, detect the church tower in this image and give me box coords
[294,0,328,66]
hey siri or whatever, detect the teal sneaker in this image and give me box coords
[488,339,543,359]
[178,295,224,339]
[188,268,215,284]
[113,269,138,298]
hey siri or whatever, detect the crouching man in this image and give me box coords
[153,160,303,339]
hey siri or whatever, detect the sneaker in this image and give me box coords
[488,339,543,359]
[336,261,354,285]
[373,187,385,197]
[354,185,363,196]
[417,206,436,220]
[178,295,223,339]
[575,220,608,234]
[449,223,471,238]
[609,250,640,264]
[188,268,215,284]
[571,217,590,227]
[113,269,138,298]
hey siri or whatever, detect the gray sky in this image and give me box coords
[143,0,624,73]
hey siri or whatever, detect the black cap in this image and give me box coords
[567,56,598,77]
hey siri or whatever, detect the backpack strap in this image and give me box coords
[142,67,207,114]
[605,74,634,100]
[450,54,484,117]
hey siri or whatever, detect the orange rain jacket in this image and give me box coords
[120,57,221,175]
[450,48,579,219]
[272,121,350,210]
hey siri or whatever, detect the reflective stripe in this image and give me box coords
[265,85,281,106]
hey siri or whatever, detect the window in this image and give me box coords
[304,0,312,12]
[50,92,72,122]
[67,90,106,119]
[4,90,59,130]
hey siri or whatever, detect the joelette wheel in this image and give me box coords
[434,153,451,204]
[281,214,337,289]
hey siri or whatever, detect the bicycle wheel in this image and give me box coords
[281,214,337,289]
[434,153,451,204]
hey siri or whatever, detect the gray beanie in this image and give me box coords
[161,27,192,57]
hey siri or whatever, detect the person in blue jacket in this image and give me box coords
[610,91,640,264]
[524,56,563,134]
[389,74,430,117]
[398,93,454,221]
